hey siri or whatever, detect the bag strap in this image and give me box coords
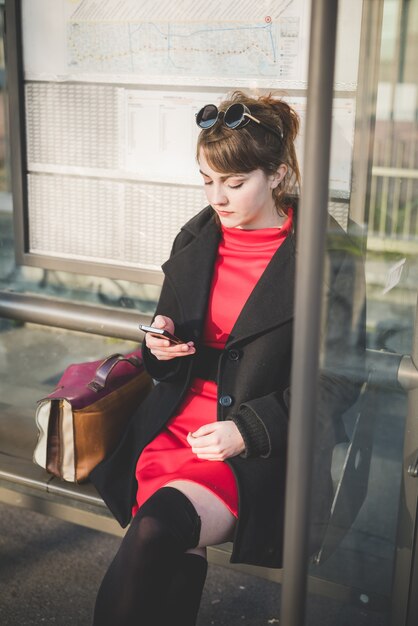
[87,353,142,392]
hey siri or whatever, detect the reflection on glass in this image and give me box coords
[305,1,418,624]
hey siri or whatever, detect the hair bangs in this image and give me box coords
[198,129,264,175]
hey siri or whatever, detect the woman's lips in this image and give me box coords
[217,210,232,216]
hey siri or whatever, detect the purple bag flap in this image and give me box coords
[44,351,145,410]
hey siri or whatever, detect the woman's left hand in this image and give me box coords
[187,421,245,460]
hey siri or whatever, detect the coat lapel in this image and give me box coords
[161,215,221,341]
[226,234,296,347]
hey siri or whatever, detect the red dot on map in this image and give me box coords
[265,16,272,23]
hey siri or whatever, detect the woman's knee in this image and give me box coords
[129,486,202,552]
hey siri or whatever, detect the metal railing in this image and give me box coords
[368,129,418,249]
[0,290,152,341]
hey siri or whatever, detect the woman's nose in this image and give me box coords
[209,184,228,206]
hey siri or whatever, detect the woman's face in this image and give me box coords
[198,148,286,230]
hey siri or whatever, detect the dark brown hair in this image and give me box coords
[197,90,300,216]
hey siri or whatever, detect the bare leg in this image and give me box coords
[164,479,237,550]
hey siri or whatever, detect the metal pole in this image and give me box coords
[0,291,152,341]
[4,0,29,260]
[280,2,339,625]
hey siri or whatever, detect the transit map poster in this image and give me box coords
[23,0,312,89]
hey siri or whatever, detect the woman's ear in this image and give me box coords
[270,164,287,189]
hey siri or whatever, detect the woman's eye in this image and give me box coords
[229,183,244,189]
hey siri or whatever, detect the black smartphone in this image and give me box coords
[139,324,184,345]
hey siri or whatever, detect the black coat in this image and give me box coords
[90,205,365,568]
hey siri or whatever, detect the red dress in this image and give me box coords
[132,211,293,518]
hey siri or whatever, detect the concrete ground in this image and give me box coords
[0,501,282,626]
[0,500,391,626]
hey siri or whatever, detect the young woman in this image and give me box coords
[90,90,363,625]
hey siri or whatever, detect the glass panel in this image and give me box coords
[0,6,149,467]
[0,12,159,314]
[305,1,418,624]
[0,325,138,460]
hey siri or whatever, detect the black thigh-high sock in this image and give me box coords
[163,553,208,626]
[92,487,202,626]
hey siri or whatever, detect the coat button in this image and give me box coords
[219,395,233,407]
[228,349,240,361]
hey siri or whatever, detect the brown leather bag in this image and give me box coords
[33,351,153,483]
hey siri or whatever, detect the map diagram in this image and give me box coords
[66,0,307,84]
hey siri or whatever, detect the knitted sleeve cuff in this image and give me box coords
[231,406,271,459]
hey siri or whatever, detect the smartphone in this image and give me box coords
[139,324,184,345]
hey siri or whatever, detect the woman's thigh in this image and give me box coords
[164,480,236,554]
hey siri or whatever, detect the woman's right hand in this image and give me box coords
[144,315,196,361]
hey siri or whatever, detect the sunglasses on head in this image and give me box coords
[195,103,283,140]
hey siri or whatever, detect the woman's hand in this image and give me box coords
[144,315,195,361]
[187,421,245,460]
